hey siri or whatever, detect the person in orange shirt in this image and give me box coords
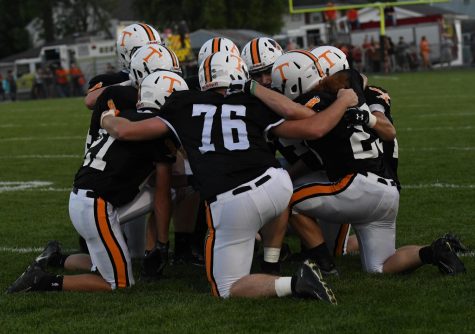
[347,8,359,30]
[419,36,432,70]
[69,63,85,96]
[55,65,70,97]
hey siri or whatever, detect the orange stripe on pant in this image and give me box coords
[204,202,219,297]
[95,198,128,288]
[290,173,356,207]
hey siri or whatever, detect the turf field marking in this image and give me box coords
[0,181,53,192]
[0,136,83,142]
[415,111,475,118]
[0,247,78,254]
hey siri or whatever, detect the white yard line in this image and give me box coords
[404,183,475,189]
[401,147,475,151]
[400,126,473,131]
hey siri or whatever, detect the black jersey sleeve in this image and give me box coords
[88,71,130,91]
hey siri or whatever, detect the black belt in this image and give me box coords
[72,186,97,198]
[360,172,396,187]
[207,174,272,203]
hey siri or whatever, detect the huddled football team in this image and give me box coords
[7,23,468,304]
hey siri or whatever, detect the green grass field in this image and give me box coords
[1,69,474,333]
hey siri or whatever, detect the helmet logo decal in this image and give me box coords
[143,46,163,62]
[120,31,132,46]
[230,43,239,55]
[230,55,244,72]
[162,75,182,93]
[317,50,336,68]
[274,62,290,81]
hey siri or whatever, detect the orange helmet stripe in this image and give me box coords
[204,54,214,83]
[251,38,261,65]
[138,23,155,41]
[163,45,178,67]
[212,38,221,53]
[291,50,325,78]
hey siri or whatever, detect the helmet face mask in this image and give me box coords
[271,50,326,100]
[197,37,240,67]
[311,46,349,76]
[241,37,284,75]
[116,23,162,71]
[129,44,182,87]
[137,71,189,110]
[198,51,249,91]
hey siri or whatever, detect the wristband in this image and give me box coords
[249,80,257,96]
[367,113,377,128]
[100,109,116,128]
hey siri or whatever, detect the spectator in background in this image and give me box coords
[55,65,70,97]
[32,68,46,99]
[346,8,359,30]
[395,36,409,72]
[43,66,55,98]
[384,6,396,26]
[352,44,363,72]
[440,34,453,67]
[419,36,432,70]
[471,33,475,66]
[0,74,5,101]
[324,2,338,43]
[69,63,85,96]
[6,70,17,101]
[408,41,420,70]
[362,35,372,72]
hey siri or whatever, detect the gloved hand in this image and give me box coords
[344,107,377,128]
[225,79,258,97]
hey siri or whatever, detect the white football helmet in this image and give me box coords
[271,50,326,100]
[129,44,181,87]
[241,37,284,74]
[197,37,240,67]
[198,51,249,91]
[116,23,162,71]
[137,71,189,110]
[311,45,350,76]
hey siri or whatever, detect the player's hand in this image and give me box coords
[337,88,358,108]
[100,99,120,128]
[344,107,377,128]
[225,79,258,97]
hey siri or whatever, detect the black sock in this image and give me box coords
[291,275,297,295]
[37,274,64,291]
[261,261,281,275]
[306,243,332,261]
[419,246,434,264]
[174,233,192,256]
[48,254,69,268]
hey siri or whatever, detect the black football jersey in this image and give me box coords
[86,86,138,152]
[157,90,283,200]
[74,109,177,207]
[88,71,130,91]
[365,85,400,188]
[296,89,387,181]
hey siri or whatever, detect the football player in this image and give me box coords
[100,51,357,301]
[270,50,466,275]
[6,71,188,293]
[241,37,284,88]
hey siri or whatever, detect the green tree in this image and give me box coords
[134,0,286,34]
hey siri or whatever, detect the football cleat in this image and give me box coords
[442,233,469,253]
[431,238,466,275]
[315,257,340,277]
[140,247,168,281]
[35,240,62,269]
[6,263,47,294]
[292,259,337,304]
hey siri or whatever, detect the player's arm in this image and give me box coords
[101,113,169,141]
[253,83,315,120]
[85,86,106,110]
[271,88,358,140]
[372,111,396,141]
